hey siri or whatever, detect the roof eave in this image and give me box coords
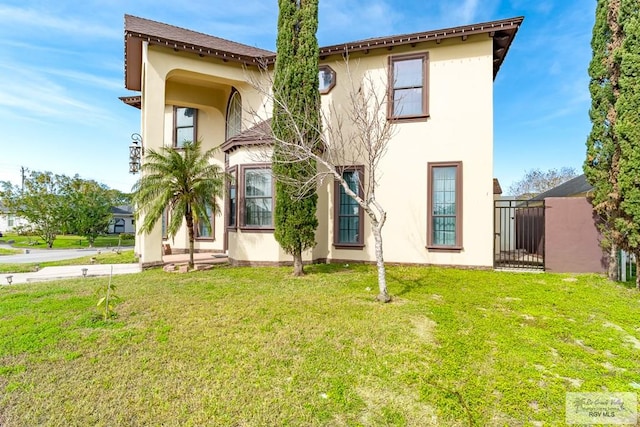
[123,32,276,92]
[119,95,141,109]
[123,15,523,91]
[318,16,524,79]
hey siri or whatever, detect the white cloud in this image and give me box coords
[0,61,113,123]
[0,5,119,39]
[456,0,481,23]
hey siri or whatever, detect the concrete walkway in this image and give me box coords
[0,245,134,264]
[0,247,228,285]
[2,264,142,285]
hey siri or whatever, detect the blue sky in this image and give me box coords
[0,0,594,194]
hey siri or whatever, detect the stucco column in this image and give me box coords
[138,44,166,267]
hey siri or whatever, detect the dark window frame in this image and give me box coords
[333,166,365,249]
[427,161,463,251]
[173,106,198,148]
[161,208,168,240]
[239,164,274,232]
[225,89,242,140]
[319,65,337,95]
[113,218,125,234]
[387,52,430,122]
[226,165,238,230]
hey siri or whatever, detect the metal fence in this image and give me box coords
[494,199,545,270]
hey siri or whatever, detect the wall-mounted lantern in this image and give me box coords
[129,133,144,174]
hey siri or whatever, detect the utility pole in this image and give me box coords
[20,166,28,193]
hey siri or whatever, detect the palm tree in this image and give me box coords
[132,140,224,269]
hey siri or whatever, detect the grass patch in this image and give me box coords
[0,233,132,249]
[0,265,638,425]
[0,248,21,256]
[0,250,137,274]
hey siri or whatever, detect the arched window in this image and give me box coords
[226,89,242,140]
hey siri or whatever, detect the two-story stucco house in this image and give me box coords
[121,14,522,268]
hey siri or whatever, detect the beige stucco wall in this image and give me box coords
[227,146,316,264]
[137,34,495,268]
[318,35,494,267]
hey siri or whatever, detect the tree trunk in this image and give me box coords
[372,223,390,303]
[293,250,304,276]
[185,212,195,270]
[608,242,619,281]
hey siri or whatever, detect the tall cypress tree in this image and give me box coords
[585,0,640,284]
[585,0,622,280]
[614,0,640,288]
[272,0,320,276]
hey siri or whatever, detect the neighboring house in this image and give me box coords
[108,205,135,235]
[121,14,523,268]
[0,203,30,233]
[529,174,593,201]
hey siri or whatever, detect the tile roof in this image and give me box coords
[220,120,273,153]
[319,16,524,79]
[125,14,274,58]
[124,14,275,90]
[111,205,134,215]
[123,14,523,91]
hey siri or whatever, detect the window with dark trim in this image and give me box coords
[226,166,237,229]
[226,89,242,140]
[240,165,273,230]
[174,106,198,148]
[319,65,336,94]
[334,166,364,248]
[388,52,429,121]
[161,209,168,240]
[427,162,462,249]
[195,203,215,240]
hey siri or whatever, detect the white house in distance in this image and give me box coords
[121,14,523,268]
[107,205,135,235]
[0,203,29,234]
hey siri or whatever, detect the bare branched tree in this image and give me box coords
[248,60,395,302]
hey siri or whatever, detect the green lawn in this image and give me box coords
[0,265,638,425]
[0,248,20,256]
[0,250,137,274]
[0,233,133,249]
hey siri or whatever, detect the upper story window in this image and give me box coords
[319,65,336,94]
[388,53,429,121]
[226,90,242,140]
[174,106,198,148]
[241,165,273,229]
[427,161,462,250]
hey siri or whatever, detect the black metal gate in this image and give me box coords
[494,199,545,270]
